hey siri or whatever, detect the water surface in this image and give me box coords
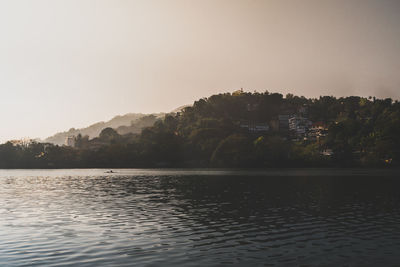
[1,169,400,266]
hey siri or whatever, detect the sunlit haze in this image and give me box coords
[1,0,400,143]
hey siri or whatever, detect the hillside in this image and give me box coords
[2,91,399,169]
[45,113,164,145]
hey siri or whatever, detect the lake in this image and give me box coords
[1,169,400,266]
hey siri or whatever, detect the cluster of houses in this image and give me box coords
[239,106,328,142]
[9,138,37,147]
[240,116,327,141]
[288,116,328,141]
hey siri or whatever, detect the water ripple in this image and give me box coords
[1,169,400,266]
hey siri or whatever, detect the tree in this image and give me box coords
[211,134,255,167]
[99,128,120,142]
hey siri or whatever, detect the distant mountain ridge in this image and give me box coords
[44,103,191,145]
[45,113,164,145]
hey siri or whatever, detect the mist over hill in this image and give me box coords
[44,113,165,145]
[43,104,192,145]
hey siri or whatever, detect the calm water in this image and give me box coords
[1,169,400,266]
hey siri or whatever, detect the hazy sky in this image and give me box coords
[1,0,400,142]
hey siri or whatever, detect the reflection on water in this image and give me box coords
[1,169,400,266]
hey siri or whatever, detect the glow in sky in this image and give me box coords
[0,0,399,142]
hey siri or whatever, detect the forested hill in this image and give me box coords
[44,113,165,145]
[1,91,399,168]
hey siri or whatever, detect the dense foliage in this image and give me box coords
[1,91,399,168]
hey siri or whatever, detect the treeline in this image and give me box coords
[1,91,399,168]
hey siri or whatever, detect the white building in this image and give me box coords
[65,136,76,147]
[289,116,312,139]
[9,138,35,147]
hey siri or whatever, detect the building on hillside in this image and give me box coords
[310,121,327,129]
[9,138,36,147]
[232,88,244,96]
[289,115,312,139]
[65,136,76,147]
[278,115,290,133]
[307,122,328,141]
[240,121,269,133]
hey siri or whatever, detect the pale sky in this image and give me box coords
[0,0,400,143]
